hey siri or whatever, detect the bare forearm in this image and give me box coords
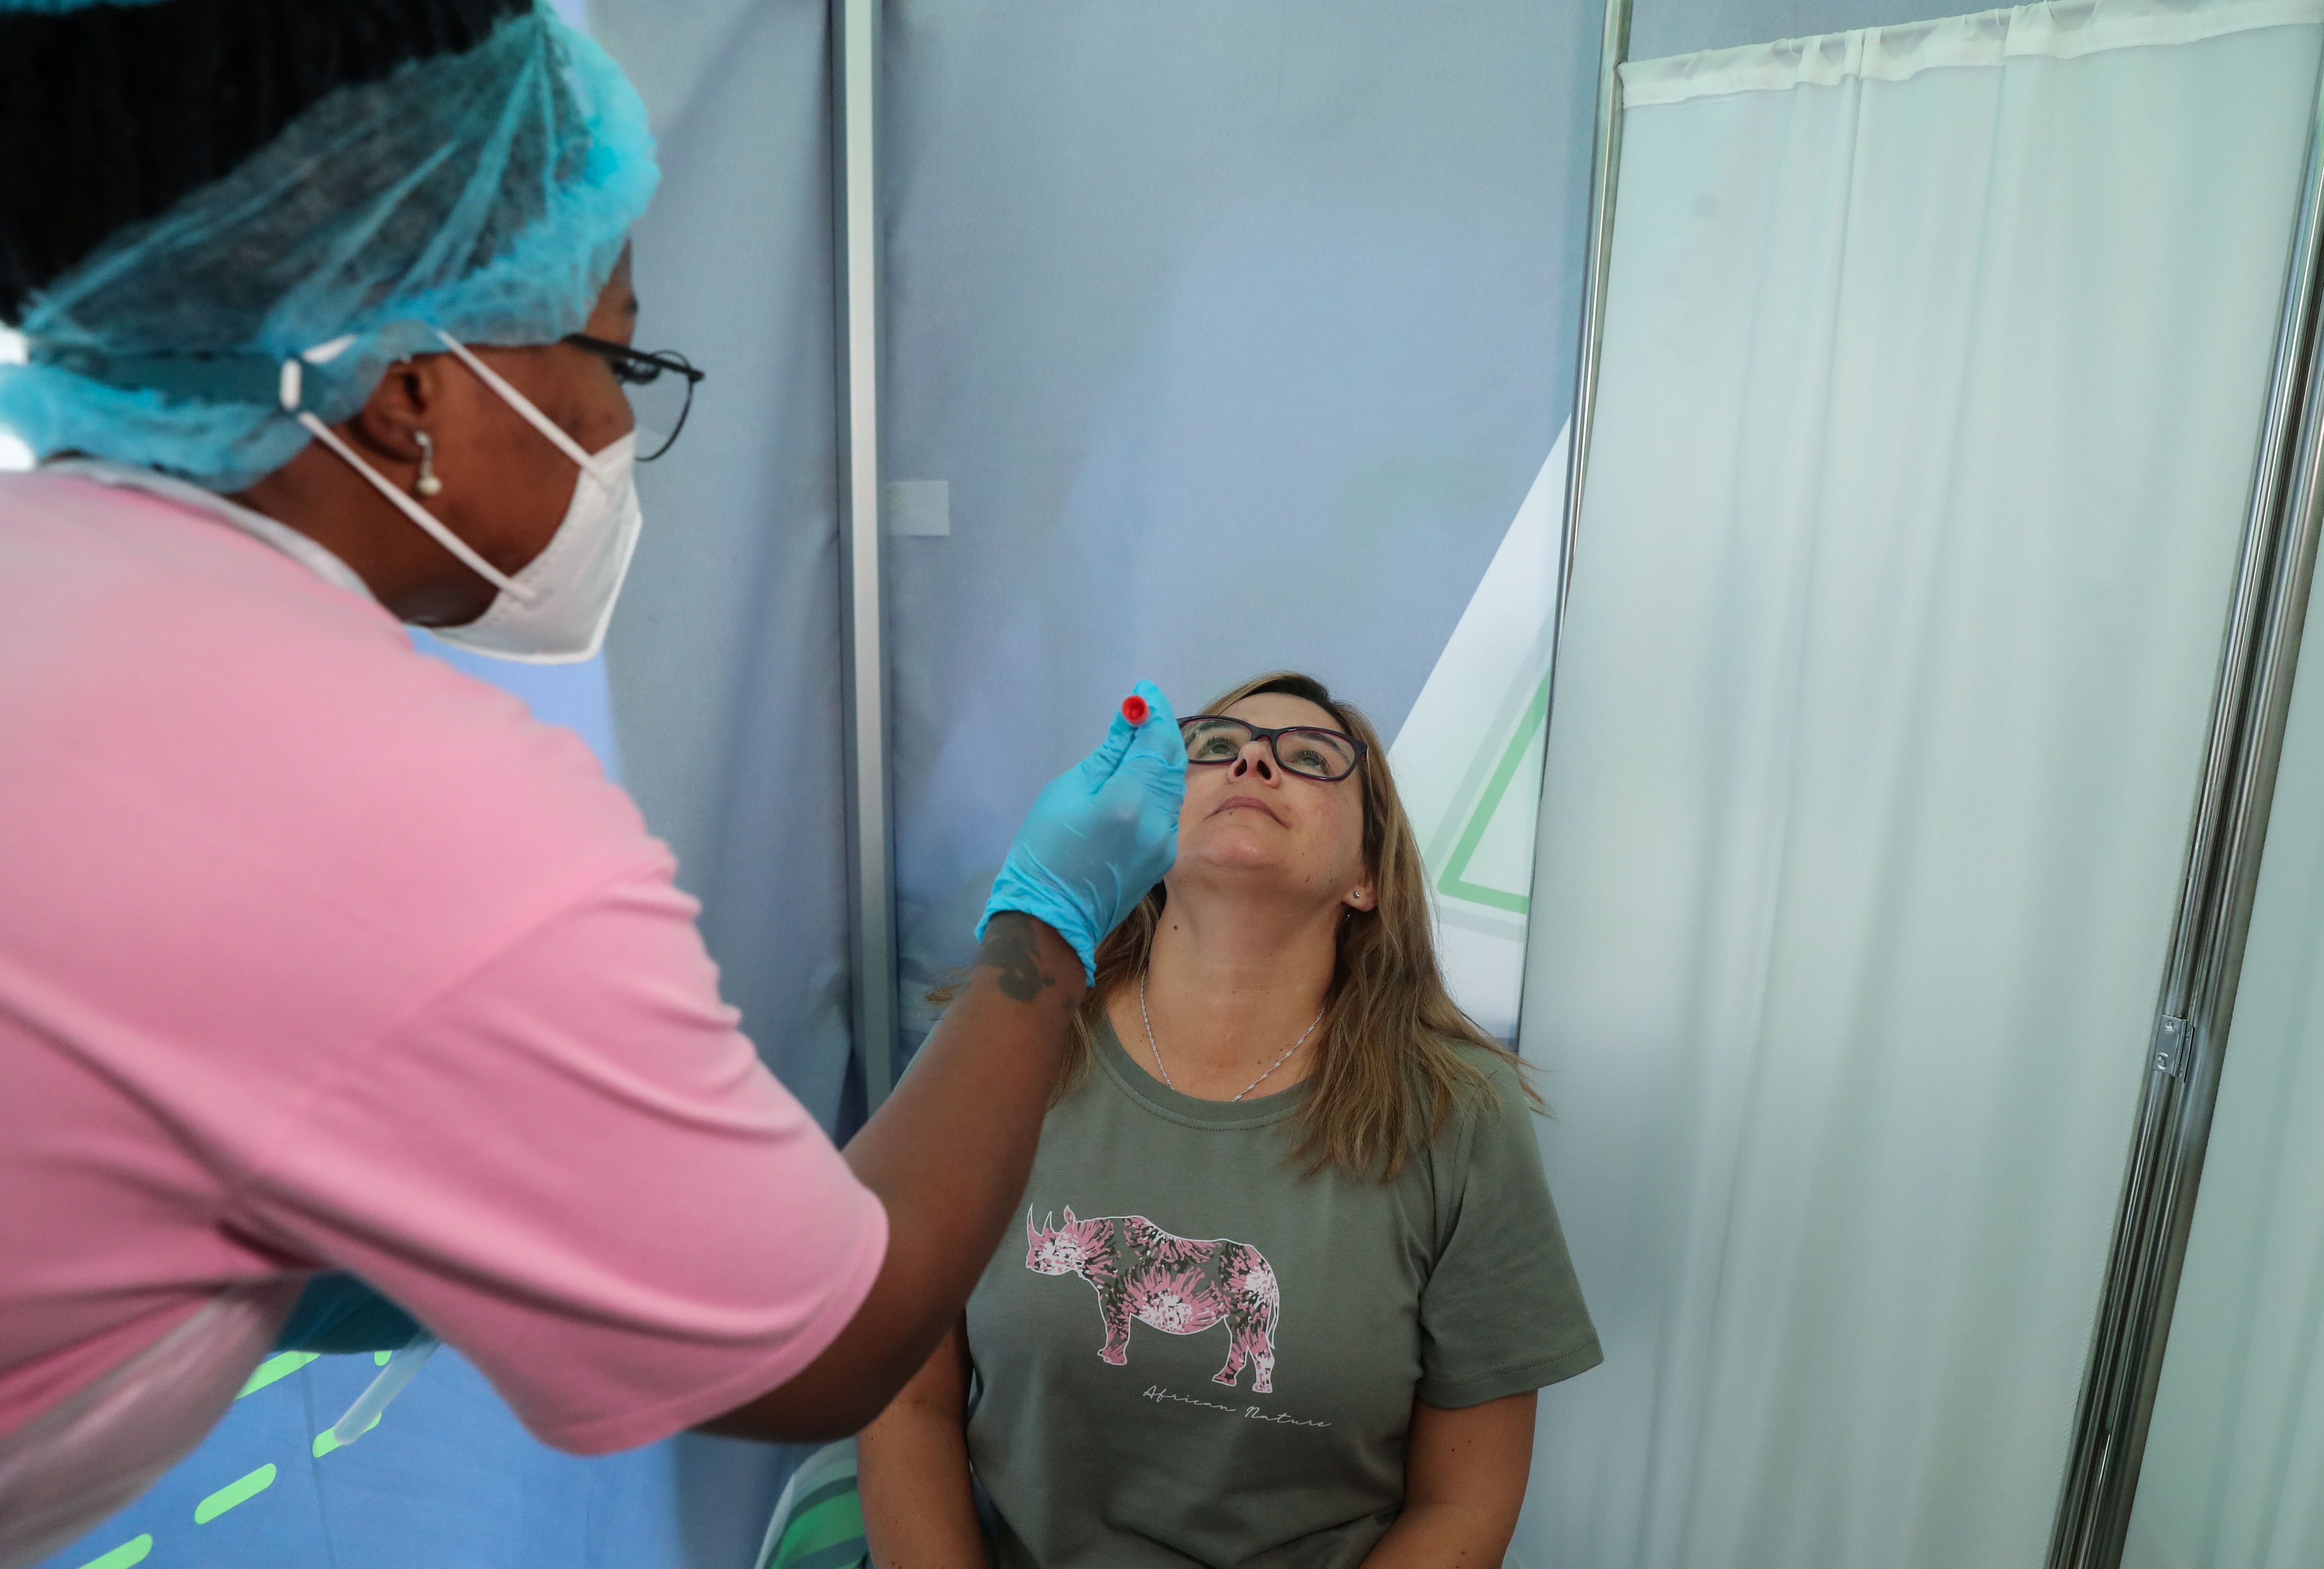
[1361,1391,1534,1568]
[699,915,1081,1439]
[859,1408,988,1568]
[1360,1503,1518,1568]
[845,914,1082,1308]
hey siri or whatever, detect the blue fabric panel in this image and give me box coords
[601,0,854,1135]
[879,0,1602,1063]
[36,1349,700,1569]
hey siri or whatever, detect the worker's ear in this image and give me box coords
[347,356,452,466]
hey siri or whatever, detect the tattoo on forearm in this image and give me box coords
[977,913,1057,1003]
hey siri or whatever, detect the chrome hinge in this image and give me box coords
[2153,1015,2192,1079]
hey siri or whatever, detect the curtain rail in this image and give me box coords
[832,0,898,1114]
[2048,46,2324,1569]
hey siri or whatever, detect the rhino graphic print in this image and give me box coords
[1025,1207,1282,1393]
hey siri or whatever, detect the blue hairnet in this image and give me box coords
[0,4,656,491]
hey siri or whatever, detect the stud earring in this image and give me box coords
[412,431,444,499]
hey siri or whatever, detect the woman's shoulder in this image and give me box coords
[1412,1033,1538,1151]
[1400,1035,1550,1239]
[1435,1032,1531,1099]
[1443,1031,1525,1077]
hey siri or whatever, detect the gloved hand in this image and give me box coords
[978,679,1188,983]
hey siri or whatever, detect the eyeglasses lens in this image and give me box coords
[620,355,695,461]
[1180,719,1357,780]
[1184,719,1254,764]
[1276,728,1358,780]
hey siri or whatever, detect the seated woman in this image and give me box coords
[858,672,1601,1568]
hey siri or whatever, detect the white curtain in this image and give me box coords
[1512,5,2322,1566]
[2124,508,2324,1562]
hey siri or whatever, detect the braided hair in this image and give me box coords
[0,0,531,323]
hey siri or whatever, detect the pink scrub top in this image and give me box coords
[0,468,888,1456]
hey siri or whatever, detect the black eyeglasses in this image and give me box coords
[564,334,705,461]
[1180,715,1369,782]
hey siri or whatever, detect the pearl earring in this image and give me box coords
[412,431,444,499]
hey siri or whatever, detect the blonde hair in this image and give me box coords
[1074,671,1532,1179]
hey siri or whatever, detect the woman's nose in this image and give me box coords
[1230,743,1276,781]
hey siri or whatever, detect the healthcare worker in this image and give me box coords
[0,3,1185,1564]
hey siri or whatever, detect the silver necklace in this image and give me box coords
[1139,971,1324,1102]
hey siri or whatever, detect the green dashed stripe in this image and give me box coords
[311,1410,379,1457]
[75,1536,152,1569]
[119,1341,407,1561]
[237,1351,318,1398]
[193,1463,277,1523]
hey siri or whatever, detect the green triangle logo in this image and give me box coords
[1435,671,1551,915]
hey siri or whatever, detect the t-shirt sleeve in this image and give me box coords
[224,870,890,1455]
[1415,1056,1602,1409]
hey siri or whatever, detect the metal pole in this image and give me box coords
[831,0,898,1113]
[1555,0,1633,642]
[1514,0,1630,1043]
[2048,53,2324,1569]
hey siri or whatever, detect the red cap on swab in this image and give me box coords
[1121,695,1151,726]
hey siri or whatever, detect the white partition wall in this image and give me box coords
[1514,7,2324,1566]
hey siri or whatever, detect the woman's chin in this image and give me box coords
[1179,827,1285,865]
[1170,849,1310,896]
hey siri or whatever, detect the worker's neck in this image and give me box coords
[234,440,491,626]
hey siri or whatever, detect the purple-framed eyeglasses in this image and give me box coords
[1180,715,1368,782]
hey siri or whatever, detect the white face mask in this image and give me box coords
[295,329,645,664]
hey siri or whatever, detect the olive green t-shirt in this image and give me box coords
[962,1016,1601,1569]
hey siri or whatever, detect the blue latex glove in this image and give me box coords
[978,680,1188,982]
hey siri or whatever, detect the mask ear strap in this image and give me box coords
[431,329,603,475]
[293,411,536,604]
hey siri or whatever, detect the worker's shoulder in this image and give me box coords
[2,470,663,917]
